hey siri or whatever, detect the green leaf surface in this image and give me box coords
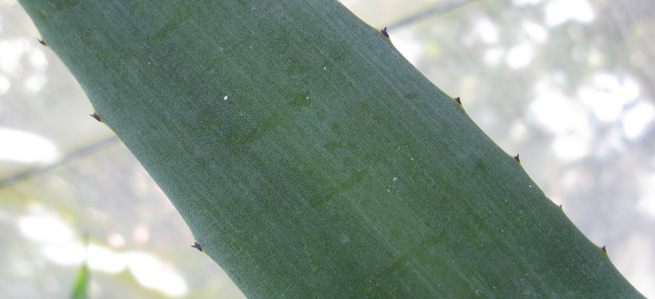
[70,261,88,299]
[19,0,643,297]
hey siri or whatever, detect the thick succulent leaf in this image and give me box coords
[19,0,643,297]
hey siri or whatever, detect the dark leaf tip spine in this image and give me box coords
[454,97,462,105]
[381,27,389,38]
[601,245,607,254]
[514,154,520,163]
[191,242,203,252]
[90,113,102,122]
[38,38,47,46]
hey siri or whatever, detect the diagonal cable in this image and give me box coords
[0,135,120,189]
[386,0,478,31]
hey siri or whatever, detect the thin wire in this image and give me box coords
[0,135,121,189]
[386,0,478,31]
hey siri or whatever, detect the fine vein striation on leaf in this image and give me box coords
[19,0,644,297]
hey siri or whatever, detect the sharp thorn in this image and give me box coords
[191,242,203,252]
[381,27,389,38]
[90,113,102,122]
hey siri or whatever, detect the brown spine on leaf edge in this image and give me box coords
[90,113,102,122]
[381,27,389,38]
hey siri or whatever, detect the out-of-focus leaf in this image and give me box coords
[70,262,88,299]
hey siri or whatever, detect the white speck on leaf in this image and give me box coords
[223,96,228,101]
[339,234,350,243]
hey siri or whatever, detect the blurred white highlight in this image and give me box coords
[0,128,59,163]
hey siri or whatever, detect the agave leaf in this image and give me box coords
[19,0,643,297]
